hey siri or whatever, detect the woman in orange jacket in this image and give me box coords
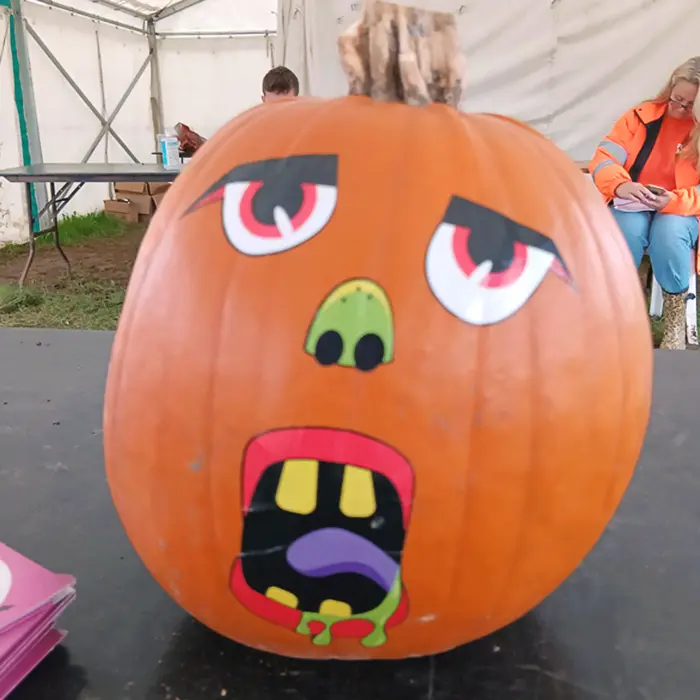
[589,57,700,349]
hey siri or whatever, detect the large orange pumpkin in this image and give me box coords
[104,2,652,660]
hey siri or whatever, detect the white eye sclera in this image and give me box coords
[425,197,570,326]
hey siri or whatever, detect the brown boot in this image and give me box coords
[660,290,686,350]
[638,257,651,291]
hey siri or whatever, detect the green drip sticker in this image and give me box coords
[296,571,403,648]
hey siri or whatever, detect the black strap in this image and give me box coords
[628,115,664,182]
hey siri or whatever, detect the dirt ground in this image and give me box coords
[0,226,146,287]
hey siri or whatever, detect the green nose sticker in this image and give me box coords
[305,279,395,372]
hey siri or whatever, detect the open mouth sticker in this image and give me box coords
[230,428,413,648]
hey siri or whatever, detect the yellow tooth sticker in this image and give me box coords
[319,600,352,618]
[340,465,376,518]
[276,459,319,515]
[266,587,299,609]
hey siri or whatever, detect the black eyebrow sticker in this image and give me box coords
[188,154,338,217]
[442,196,569,274]
[209,154,337,194]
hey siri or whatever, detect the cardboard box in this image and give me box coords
[148,182,171,195]
[104,199,138,223]
[113,182,148,194]
[153,192,167,209]
[119,192,153,216]
[114,181,172,196]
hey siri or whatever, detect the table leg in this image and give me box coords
[18,182,36,288]
[49,182,72,277]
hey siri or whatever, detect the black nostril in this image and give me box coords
[354,334,385,372]
[315,330,344,366]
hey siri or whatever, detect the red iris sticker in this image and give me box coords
[451,226,527,289]
[239,182,318,239]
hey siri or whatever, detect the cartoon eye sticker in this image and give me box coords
[425,196,571,326]
[189,154,338,256]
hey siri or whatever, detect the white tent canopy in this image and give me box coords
[3,0,700,243]
[278,0,700,158]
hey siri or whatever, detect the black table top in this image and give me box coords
[0,328,697,700]
[0,163,181,184]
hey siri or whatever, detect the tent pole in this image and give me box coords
[80,52,151,164]
[84,0,147,21]
[156,30,276,38]
[267,33,275,68]
[27,0,148,35]
[151,0,207,23]
[147,18,164,153]
[94,27,112,197]
[9,0,47,231]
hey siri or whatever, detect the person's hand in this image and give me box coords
[648,190,672,211]
[615,182,658,205]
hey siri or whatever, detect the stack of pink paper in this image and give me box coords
[0,544,75,700]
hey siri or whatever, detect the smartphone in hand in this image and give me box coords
[646,184,668,196]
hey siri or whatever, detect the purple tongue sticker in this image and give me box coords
[286,528,399,592]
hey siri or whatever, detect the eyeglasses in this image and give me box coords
[669,96,693,111]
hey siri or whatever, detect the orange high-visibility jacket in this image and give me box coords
[589,102,700,216]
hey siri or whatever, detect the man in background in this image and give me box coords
[262,66,300,102]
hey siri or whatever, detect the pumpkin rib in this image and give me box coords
[546,147,633,518]
[524,138,605,521]
[106,107,277,606]
[202,261,232,593]
[155,101,308,607]
[105,102,280,447]
[258,97,351,157]
[473,116,540,630]
[104,222,169,544]
[136,245,179,578]
[430,107,486,643]
[530,135,627,512]
[558,153,652,511]
[104,220,163,448]
[484,318,538,629]
[444,109,489,633]
[107,101,305,491]
[147,211,242,614]
[344,101,414,439]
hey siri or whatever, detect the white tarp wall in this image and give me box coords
[157,0,277,136]
[277,0,700,160]
[0,0,276,244]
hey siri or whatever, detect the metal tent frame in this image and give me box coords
[1,0,276,229]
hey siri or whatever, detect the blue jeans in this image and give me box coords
[611,209,698,294]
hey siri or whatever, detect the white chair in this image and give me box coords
[648,249,698,345]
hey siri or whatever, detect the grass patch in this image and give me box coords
[0,212,133,260]
[0,211,140,330]
[55,211,132,245]
[0,280,126,330]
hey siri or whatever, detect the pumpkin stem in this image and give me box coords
[337,0,465,107]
